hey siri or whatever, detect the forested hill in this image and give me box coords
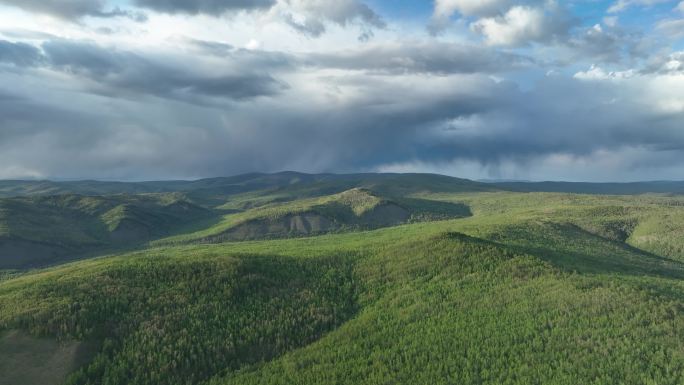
[0,173,495,200]
[493,180,684,195]
[2,173,684,200]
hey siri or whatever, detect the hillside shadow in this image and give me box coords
[0,212,229,271]
[487,221,684,280]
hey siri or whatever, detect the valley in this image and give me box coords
[2,173,684,384]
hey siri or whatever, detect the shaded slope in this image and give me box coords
[0,330,96,385]
[0,194,211,269]
[0,252,359,385]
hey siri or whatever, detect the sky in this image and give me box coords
[0,0,682,182]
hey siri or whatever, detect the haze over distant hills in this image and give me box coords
[2,172,684,199]
[1,172,684,271]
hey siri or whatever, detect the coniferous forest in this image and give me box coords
[3,173,684,385]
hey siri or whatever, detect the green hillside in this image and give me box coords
[155,188,471,245]
[4,174,684,203]
[3,174,684,384]
[0,173,495,203]
[0,193,211,269]
[494,180,684,195]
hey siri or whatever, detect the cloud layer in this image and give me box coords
[0,0,682,181]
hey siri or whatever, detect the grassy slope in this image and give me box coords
[2,191,684,384]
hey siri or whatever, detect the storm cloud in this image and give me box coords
[133,0,276,14]
[0,40,42,66]
[0,0,682,181]
[307,42,534,74]
[0,39,287,102]
[0,0,146,21]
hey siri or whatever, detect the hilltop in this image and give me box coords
[2,173,684,384]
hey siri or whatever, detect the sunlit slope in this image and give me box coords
[154,188,471,244]
[217,234,684,385]
[3,195,684,384]
[418,191,684,264]
[495,180,684,195]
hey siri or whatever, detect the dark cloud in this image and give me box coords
[0,0,682,181]
[0,0,146,21]
[0,40,42,66]
[283,0,385,39]
[133,0,276,14]
[0,0,105,19]
[181,38,295,70]
[563,23,653,65]
[0,64,683,180]
[0,38,287,103]
[284,14,327,38]
[306,42,534,74]
[642,51,684,74]
[299,0,385,28]
[38,40,287,102]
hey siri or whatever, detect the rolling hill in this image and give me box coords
[3,173,684,384]
[156,188,472,245]
[493,180,684,195]
[0,193,211,269]
[0,172,495,202]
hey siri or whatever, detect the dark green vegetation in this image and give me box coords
[3,173,684,384]
[0,330,95,385]
[0,193,211,269]
[0,173,482,269]
[494,180,684,195]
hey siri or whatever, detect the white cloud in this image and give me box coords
[678,1,684,12]
[644,51,684,74]
[245,39,261,50]
[603,16,618,27]
[608,0,671,13]
[657,18,684,39]
[470,6,546,46]
[429,0,509,33]
[573,65,636,81]
[645,73,684,113]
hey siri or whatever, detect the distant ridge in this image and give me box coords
[0,172,495,199]
[494,180,684,195]
[1,172,684,198]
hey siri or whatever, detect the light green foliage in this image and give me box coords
[2,176,684,384]
[154,188,470,245]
